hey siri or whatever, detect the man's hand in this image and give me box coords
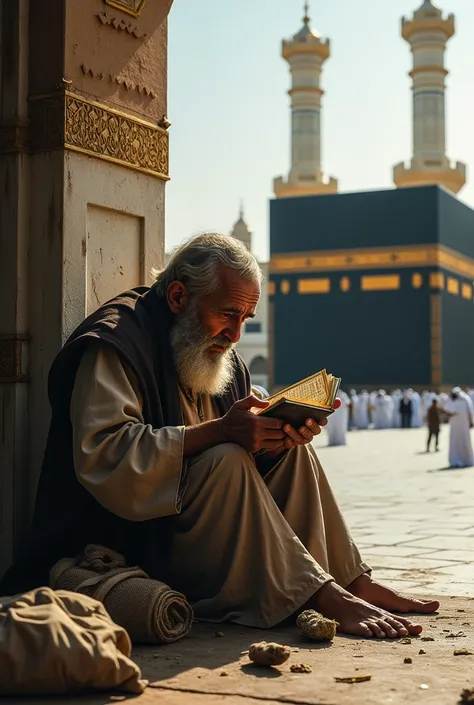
[220,395,286,453]
[272,397,343,452]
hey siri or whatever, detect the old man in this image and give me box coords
[0,234,438,638]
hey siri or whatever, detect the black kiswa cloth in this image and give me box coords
[0,287,250,595]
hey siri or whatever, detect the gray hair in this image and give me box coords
[154,232,262,299]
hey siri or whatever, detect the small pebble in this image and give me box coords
[335,674,372,684]
[400,638,411,644]
[290,663,312,674]
[457,609,466,613]
[214,631,224,638]
[421,636,435,642]
[419,649,427,655]
[220,671,228,677]
[460,687,474,703]
[454,648,474,656]
[404,657,413,664]
[249,641,291,667]
[419,684,429,690]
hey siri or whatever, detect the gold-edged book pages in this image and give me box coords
[256,369,341,414]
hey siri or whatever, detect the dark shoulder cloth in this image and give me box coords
[0,287,250,594]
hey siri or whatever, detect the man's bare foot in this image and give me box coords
[312,581,424,639]
[348,574,440,614]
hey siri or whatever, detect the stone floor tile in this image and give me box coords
[361,545,437,558]
[417,549,474,562]
[398,536,474,551]
[432,564,474,581]
[362,555,464,571]
[355,533,432,546]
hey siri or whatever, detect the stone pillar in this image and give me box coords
[0,0,173,575]
[393,0,466,194]
[0,0,30,572]
[273,4,338,199]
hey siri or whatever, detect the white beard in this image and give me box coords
[170,299,236,396]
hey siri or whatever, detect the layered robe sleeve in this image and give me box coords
[70,342,187,522]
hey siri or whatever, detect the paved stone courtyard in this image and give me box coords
[22,428,474,705]
[316,426,474,598]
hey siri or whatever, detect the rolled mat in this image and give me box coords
[50,544,193,644]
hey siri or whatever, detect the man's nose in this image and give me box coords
[225,322,242,344]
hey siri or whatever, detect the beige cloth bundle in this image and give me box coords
[0,587,147,695]
[50,544,193,644]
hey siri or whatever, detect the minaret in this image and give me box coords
[274,3,338,199]
[230,202,252,252]
[393,0,466,194]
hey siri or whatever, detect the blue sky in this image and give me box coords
[165,0,474,262]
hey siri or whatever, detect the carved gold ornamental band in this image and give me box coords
[270,244,474,281]
[28,91,169,181]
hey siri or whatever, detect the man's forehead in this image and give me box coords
[214,268,259,299]
[216,284,260,314]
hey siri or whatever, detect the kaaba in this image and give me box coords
[269,186,474,392]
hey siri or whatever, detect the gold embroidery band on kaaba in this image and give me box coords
[270,244,474,281]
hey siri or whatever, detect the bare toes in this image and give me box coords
[415,599,440,614]
[396,617,423,635]
[356,622,374,638]
[386,617,409,636]
[377,619,398,639]
[368,621,386,639]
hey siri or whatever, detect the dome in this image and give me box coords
[231,203,252,251]
[414,0,442,18]
[293,22,321,42]
[293,3,321,42]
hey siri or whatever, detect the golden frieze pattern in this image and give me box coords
[29,91,169,180]
[104,0,147,18]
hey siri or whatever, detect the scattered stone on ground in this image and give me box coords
[214,631,224,638]
[335,674,372,683]
[404,657,413,664]
[419,649,426,655]
[400,638,412,644]
[248,641,290,666]
[290,664,312,674]
[461,687,474,703]
[421,636,435,641]
[454,648,473,656]
[296,609,338,641]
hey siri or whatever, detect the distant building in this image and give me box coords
[270,1,472,392]
[230,206,269,391]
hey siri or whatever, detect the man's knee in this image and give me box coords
[190,442,256,483]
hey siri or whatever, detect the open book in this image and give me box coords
[255,369,341,428]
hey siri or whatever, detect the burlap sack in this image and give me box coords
[0,587,147,695]
[50,544,194,644]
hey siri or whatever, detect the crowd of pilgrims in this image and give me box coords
[325,387,474,468]
[339,388,462,431]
